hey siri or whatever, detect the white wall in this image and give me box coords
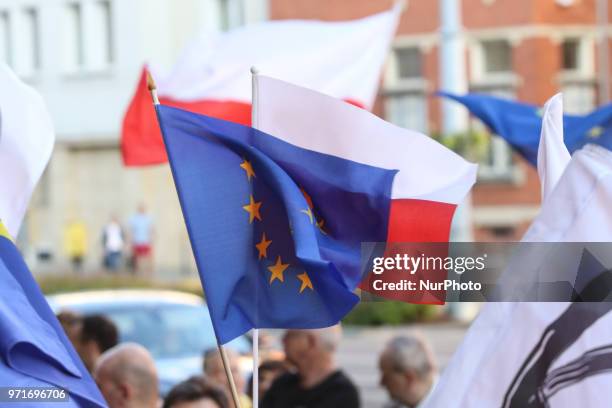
[0,0,269,141]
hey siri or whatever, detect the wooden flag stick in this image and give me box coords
[219,345,243,408]
[146,71,242,408]
[146,70,160,105]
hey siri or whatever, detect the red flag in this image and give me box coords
[121,67,251,166]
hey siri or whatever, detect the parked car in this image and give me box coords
[47,289,252,395]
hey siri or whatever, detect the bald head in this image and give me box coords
[94,343,158,408]
[283,325,342,376]
[284,325,342,353]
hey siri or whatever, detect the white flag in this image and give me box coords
[537,94,571,203]
[153,4,401,110]
[424,97,612,407]
[0,63,55,237]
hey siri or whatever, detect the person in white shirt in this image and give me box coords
[102,215,125,272]
[379,334,438,408]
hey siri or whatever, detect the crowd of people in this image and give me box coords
[63,204,154,275]
[57,311,438,408]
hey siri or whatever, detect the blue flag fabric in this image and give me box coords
[0,232,107,407]
[438,92,612,165]
[156,105,397,344]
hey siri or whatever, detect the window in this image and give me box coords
[385,93,429,133]
[482,135,514,175]
[0,10,12,66]
[562,38,580,71]
[562,84,595,114]
[219,0,229,30]
[556,0,574,6]
[19,8,40,73]
[470,88,516,180]
[482,40,512,73]
[89,0,113,68]
[219,0,244,30]
[396,47,422,79]
[384,46,428,134]
[62,1,115,73]
[62,3,84,72]
[559,38,595,114]
[488,225,516,239]
[470,40,516,180]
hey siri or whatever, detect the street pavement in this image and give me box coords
[338,322,469,407]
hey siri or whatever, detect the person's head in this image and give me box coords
[379,334,437,407]
[94,343,159,408]
[77,314,119,372]
[203,348,244,393]
[163,376,229,408]
[138,203,147,214]
[257,359,291,399]
[56,310,82,344]
[282,325,341,373]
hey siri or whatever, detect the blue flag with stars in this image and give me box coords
[438,92,612,166]
[0,222,107,407]
[156,105,397,344]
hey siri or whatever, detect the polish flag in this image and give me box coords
[122,5,401,166]
[256,75,478,243]
[255,75,478,303]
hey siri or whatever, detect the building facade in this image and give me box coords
[270,0,611,241]
[0,0,267,276]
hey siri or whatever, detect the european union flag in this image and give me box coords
[438,92,612,166]
[0,223,107,407]
[156,105,397,344]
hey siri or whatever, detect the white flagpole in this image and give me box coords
[146,71,242,408]
[250,66,260,408]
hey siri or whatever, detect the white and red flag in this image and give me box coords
[122,6,400,165]
[256,74,477,304]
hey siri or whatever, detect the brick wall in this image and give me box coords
[269,0,609,240]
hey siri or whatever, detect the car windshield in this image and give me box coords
[77,303,250,359]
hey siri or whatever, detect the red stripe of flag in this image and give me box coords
[357,199,457,305]
[121,68,251,166]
